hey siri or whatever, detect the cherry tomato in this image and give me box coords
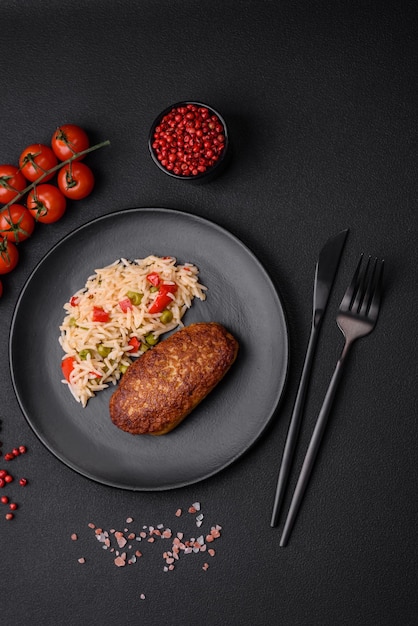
[0,204,35,243]
[0,237,19,274]
[57,162,95,199]
[19,144,58,182]
[51,124,90,161]
[0,165,27,204]
[27,184,66,223]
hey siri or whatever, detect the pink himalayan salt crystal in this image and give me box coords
[114,554,127,567]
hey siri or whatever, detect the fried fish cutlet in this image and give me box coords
[109,322,239,435]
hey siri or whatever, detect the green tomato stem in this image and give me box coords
[3,139,110,212]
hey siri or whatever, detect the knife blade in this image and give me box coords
[271,228,348,527]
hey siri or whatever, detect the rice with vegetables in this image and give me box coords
[59,255,207,406]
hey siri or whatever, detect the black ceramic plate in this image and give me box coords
[10,208,288,490]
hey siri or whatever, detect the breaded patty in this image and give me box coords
[109,322,239,435]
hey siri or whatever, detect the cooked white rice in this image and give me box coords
[59,255,207,406]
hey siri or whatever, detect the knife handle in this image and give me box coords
[270,322,320,526]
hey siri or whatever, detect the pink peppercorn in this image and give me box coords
[5,513,14,520]
[19,478,28,486]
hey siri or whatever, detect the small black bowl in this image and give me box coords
[148,101,230,183]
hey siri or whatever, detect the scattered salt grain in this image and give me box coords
[140,594,146,600]
[79,502,222,584]
[78,557,85,564]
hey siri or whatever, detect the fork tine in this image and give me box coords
[352,256,371,313]
[367,259,384,321]
[340,254,363,310]
[359,257,377,316]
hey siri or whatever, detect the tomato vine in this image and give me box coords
[0,128,110,292]
[2,139,110,213]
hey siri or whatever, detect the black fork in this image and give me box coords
[280,255,384,546]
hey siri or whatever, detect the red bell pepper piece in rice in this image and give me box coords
[119,297,133,313]
[148,283,178,314]
[61,356,75,382]
[128,336,141,352]
[92,306,110,322]
[146,272,160,287]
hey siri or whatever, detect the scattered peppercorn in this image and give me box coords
[0,443,28,521]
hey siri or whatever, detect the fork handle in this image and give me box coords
[279,346,349,547]
[271,323,321,526]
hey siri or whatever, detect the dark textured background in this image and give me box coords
[1,1,417,624]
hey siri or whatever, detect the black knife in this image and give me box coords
[271,228,348,527]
